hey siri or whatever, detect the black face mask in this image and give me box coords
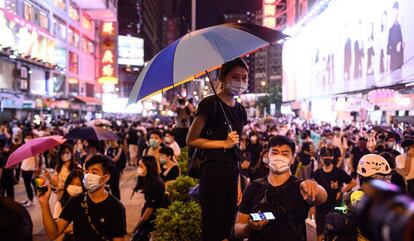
[323,158,333,166]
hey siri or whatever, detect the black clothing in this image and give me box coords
[127,128,138,145]
[383,148,401,159]
[391,171,406,193]
[0,151,15,198]
[0,197,33,241]
[253,164,268,180]
[239,176,311,241]
[196,95,247,241]
[22,171,34,201]
[351,147,370,176]
[247,142,262,167]
[161,165,179,182]
[60,194,126,241]
[314,167,352,235]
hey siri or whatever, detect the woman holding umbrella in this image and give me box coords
[187,58,248,241]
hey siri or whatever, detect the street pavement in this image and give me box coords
[14,166,316,241]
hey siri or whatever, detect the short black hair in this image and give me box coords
[85,155,111,174]
[159,146,174,158]
[0,197,33,241]
[320,147,334,157]
[150,129,163,139]
[380,152,396,169]
[218,57,249,82]
[268,135,295,154]
[165,130,175,137]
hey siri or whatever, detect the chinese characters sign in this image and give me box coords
[98,22,118,84]
[263,0,276,29]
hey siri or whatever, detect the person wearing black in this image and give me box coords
[133,155,166,241]
[187,58,248,241]
[37,155,127,241]
[350,137,370,178]
[247,132,262,168]
[387,1,404,71]
[0,196,33,241]
[380,152,406,193]
[105,140,126,200]
[159,147,179,183]
[383,135,401,158]
[313,148,356,241]
[174,97,194,148]
[325,132,342,167]
[253,150,269,180]
[234,135,327,241]
[0,139,14,199]
[127,122,139,166]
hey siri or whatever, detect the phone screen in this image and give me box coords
[250,212,275,221]
[250,213,262,222]
[263,212,275,220]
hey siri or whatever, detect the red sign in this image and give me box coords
[98,22,118,85]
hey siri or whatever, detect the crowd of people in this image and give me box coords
[0,57,413,241]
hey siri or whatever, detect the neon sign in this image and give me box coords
[98,22,118,84]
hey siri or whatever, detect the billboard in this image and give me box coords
[98,22,118,85]
[283,0,414,101]
[118,35,144,66]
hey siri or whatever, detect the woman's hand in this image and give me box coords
[225,131,239,148]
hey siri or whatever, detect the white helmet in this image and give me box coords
[357,154,391,177]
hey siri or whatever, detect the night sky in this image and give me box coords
[184,0,261,29]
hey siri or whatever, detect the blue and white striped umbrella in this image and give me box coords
[128,23,287,104]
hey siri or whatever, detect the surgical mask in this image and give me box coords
[160,158,167,165]
[61,153,71,162]
[326,139,333,145]
[137,167,146,176]
[149,139,159,148]
[66,185,83,196]
[387,142,395,148]
[83,173,104,193]
[225,81,248,96]
[164,137,172,144]
[251,136,258,142]
[268,154,291,174]
[262,157,269,164]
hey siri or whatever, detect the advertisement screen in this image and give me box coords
[118,35,144,66]
[283,0,414,101]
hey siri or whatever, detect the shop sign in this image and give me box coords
[0,9,56,64]
[367,89,400,107]
[22,100,35,109]
[98,22,118,85]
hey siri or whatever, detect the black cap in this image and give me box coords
[320,147,334,157]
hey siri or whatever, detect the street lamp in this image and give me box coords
[261,81,266,86]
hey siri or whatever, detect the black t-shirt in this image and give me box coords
[127,128,138,145]
[60,194,126,241]
[142,177,166,212]
[351,147,371,169]
[239,176,311,241]
[195,95,247,162]
[314,167,352,212]
[161,165,179,182]
[248,143,262,167]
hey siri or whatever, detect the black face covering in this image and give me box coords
[323,157,333,166]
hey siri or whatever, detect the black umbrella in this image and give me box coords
[66,126,120,141]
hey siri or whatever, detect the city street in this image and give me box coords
[14,166,144,241]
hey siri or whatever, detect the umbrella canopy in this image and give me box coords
[86,119,112,127]
[6,135,65,168]
[66,126,120,141]
[128,23,287,103]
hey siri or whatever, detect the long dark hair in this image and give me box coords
[141,155,160,181]
[55,144,76,173]
[60,169,85,206]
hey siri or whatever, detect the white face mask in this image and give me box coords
[262,156,269,164]
[164,137,172,144]
[268,154,291,175]
[83,173,105,193]
[61,153,71,162]
[225,81,248,96]
[66,184,83,196]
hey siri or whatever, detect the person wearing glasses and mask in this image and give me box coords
[187,58,248,241]
[37,155,126,241]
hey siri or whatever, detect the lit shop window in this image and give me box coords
[24,2,34,22]
[81,16,93,31]
[68,28,80,48]
[53,0,66,11]
[69,51,79,74]
[2,0,17,14]
[81,38,94,55]
[38,10,49,30]
[69,2,80,22]
[54,17,66,40]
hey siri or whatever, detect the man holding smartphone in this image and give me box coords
[234,135,327,241]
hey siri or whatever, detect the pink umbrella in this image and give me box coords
[6,135,66,168]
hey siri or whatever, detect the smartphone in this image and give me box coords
[34,176,48,196]
[250,212,275,222]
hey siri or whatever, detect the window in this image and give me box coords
[24,2,34,21]
[53,17,66,40]
[69,2,80,22]
[69,51,78,74]
[68,27,79,48]
[81,16,93,31]
[38,10,49,30]
[53,0,66,11]
[81,37,94,55]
